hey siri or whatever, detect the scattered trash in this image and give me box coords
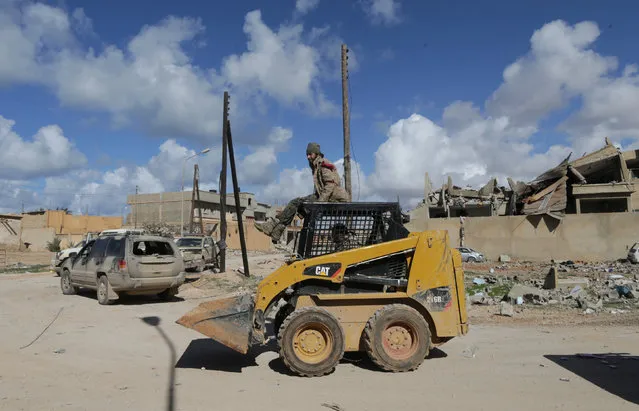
[489,268,495,274]
[461,346,478,358]
[559,377,570,382]
[516,296,524,305]
[583,308,595,315]
[53,348,66,354]
[616,285,634,299]
[473,278,486,285]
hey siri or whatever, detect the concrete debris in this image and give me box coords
[507,284,548,304]
[499,254,511,263]
[465,257,639,314]
[499,301,514,317]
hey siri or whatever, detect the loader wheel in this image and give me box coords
[363,304,430,373]
[278,307,345,377]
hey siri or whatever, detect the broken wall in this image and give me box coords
[0,218,21,246]
[407,213,639,261]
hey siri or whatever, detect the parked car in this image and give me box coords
[628,242,639,264]
[456,247,485,263]
[175,235,217,272]
[60,234,185,305]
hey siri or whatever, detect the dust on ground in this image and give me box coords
[1,267,638,411]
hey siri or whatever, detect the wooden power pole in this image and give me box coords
[189,164,204,234]
[219,92,229,272]
[341,43,352,200]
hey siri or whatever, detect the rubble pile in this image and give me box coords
[465,260,639,316]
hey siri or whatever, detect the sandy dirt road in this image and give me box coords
[1,272,638,411]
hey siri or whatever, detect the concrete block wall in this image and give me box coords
[21,228,56,251]
[407,212,639,262]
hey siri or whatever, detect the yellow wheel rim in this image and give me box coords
[292,322,333,364]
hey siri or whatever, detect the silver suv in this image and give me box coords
[456,247,485,263]
[60,234,185,305]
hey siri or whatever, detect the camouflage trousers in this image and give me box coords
[276,194,317,226]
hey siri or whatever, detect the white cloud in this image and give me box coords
[260,167,313,205]
[361,0,402,26]
[0,3,345,142]
[222,10,337,116]
[365,19,639,203]
[295,0,320,16]
[240,126,293,185]
[0,115,87,179]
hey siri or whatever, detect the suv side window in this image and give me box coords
[89,238,110,260]
[106,238,125,258]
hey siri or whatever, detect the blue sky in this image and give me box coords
[1,0,639,215]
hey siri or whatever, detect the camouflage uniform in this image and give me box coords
[256,142,350,243]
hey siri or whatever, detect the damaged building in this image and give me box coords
[419,138,638,220]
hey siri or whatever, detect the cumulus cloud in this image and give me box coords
[222,10,338,116]
[295,0,320,16]
[262,19,639,209]
[0,3,345,142]
[0,115,87,179]
[361,0,402,26]
[240,126,293,185]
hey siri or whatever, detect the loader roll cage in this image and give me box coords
[294,202,410,259]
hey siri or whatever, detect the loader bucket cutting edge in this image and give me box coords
[176,293,255,354]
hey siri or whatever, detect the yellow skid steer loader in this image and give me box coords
[177,202,468,377]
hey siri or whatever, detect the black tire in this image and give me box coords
[96,275,113,305]
[467,257,477,263]
[60,270,77,295]
[158,287,179,301]
[363,304,430,373]
[278,307,345,377]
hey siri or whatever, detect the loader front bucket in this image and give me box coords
[176,293,255,354]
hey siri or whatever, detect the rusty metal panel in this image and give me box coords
[176,293,254,354]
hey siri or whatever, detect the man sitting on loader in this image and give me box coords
[256,142,349,243]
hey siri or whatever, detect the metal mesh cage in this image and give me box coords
[296,202,409,259]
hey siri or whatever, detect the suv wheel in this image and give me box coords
[97,275,113,305]
[467,257,477,263]
[61,270,77,295]
[158,287,179,301]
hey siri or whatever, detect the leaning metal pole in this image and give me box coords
[226,119,250,278]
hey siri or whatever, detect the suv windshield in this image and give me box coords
[133,240,175,256]
[176,238,202,247]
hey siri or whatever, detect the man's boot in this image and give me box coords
[270,223,286,244]
[255,218,278,235]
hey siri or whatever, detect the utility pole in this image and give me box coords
[134,185,139,228]
[341,43,352,200]
[219,92,229,272]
